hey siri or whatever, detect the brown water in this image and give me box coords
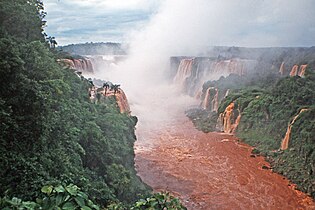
[135,114,315,210]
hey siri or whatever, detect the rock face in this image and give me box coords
[280,109,309,150]
[89,85,130,114]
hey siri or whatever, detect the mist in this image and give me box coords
[94,0,315,125]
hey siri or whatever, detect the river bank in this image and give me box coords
[134,114,315,209]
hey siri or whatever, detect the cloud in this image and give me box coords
[44,0,315,46]
[43,0,161,45]
[93,0,315,124]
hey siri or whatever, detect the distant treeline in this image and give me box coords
[59,42,127,55]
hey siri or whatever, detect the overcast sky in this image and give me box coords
[43,0,160,45]
[43,0,315,47]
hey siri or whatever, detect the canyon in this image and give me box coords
[66,48,315,209]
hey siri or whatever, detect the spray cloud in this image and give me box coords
[95,0,315,126]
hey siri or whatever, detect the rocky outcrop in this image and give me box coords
[89,85,130,114]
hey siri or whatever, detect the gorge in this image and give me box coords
[77,47,315,209]
[2,1,315,209]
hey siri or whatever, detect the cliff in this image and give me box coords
[89,84,130,114]
[186,68,315,198]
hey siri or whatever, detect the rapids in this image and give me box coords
[134,113,315,209]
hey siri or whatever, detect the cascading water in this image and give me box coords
[280,109,309,150]
[217,102,241,133]
[289,65,299,76]
[60,58,94,73]
[289,64,308,77]
[201,87,212,109]
[115,89,131,114]
[173,58,194,89]
[298,64,308,77]
[279,62,285,75]
[211,88,219,112]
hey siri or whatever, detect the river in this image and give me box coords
[134,113,315,210]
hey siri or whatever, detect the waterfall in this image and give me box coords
[279,62,285,75]
[171,57,256,98]
[115,89,130,114]
[201,87,212,109]
[218,102,241,133]
[224,89,230,98]
[289,65,299,76]
[289,64,307,77]
[59,58,94,73]
[280,109,308,150]
[211,88,219,112]
[298,64,307,77]
[173,58,194,88]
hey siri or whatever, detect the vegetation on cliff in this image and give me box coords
[0,1,188,209]
[0,0,162,208]
[187,66,315,198]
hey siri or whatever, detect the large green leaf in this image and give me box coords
[41,185,53,195]
[65,184,78,196]
[54,185,65,193]
[62,201,76,210]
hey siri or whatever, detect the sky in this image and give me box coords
[43,0,315,47]
[43,0,160,45]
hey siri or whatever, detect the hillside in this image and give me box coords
[185,54,315,198]
[0,0,151,208]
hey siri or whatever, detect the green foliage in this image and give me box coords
[186,109,218,132]
[1,187,187,210]
[130,192,187,210]
[190,66,315,198]
[0,0,46,42]
[0,0,149,207]
[0,184,100,210]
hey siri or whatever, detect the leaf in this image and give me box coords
[8,197,22,206]
[21,201,38,209]
[62,202,76,210]
[81,206,92,210]
[74,197,85,207]
[87,200,100,210]
[54,185,65,193]
[41,185,53,195]
[77,192,88,200]
[55,194,64,206]
[65,184,78,196]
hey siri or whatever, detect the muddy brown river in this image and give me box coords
[134,114,315,210]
